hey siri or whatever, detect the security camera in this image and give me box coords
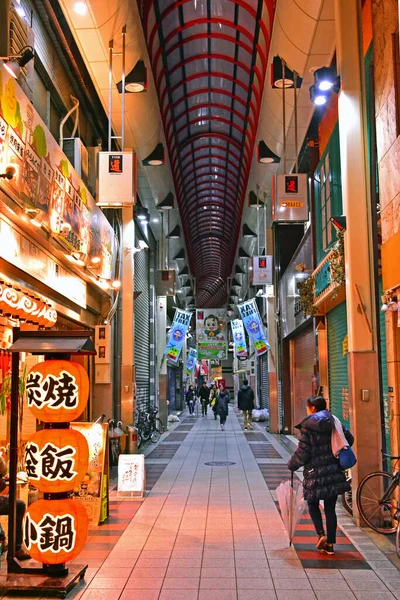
[0,165,17,180]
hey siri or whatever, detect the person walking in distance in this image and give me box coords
[209,384,218,420]
[287,396,354,555]
[198,381,210,417]
[216,384,230,431]
[186,384,196,416]
[238,378,255,430]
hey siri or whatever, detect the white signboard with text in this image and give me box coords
[117,454,145,498]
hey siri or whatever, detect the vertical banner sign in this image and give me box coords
[165,309,192,363]
[230,319,248,358]
[186,347,197,374]
[238,299,270,356]
[24,360,90,565]
[196,309,228,359]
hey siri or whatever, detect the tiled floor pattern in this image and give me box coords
[5,411,399,600]
[250,444,283,459]
[244,432,269,441]
[164,432,188,442]
[145,443,181,459]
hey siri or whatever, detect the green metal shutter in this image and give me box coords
[259,354,269,410]
[379,278,390,453]
[327,302,349,428]
[134,231,150,412]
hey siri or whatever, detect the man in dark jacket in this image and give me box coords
[288,396,354,556]
[0,456,30,560]
[238,379,255,430]
[198,382,210,417]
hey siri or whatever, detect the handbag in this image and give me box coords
[331,415,357,469]
[211,397,216,407]
[338,446,357,469]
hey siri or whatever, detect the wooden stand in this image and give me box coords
[0,562,88,598]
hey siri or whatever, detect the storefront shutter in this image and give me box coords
[259,353,269,410]
[379,278,390,454]
[291,325,315,428]
[327,302,349,427]
[134,231,150,412]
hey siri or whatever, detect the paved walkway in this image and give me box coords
[73,411,400,600]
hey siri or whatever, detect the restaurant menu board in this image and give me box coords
[117,454,145,498]
[196,308,228,360]
[0,65,115,282]
[71,422,109,525]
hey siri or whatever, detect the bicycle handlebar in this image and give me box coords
[381,450,400,460]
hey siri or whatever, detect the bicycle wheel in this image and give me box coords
[150,428,161,443]
[137,429,142,448]
[357,471,398,534]
[156,418,165,434]
[396,524,400,558]
[141,422,151,442]
[341,488,353,515]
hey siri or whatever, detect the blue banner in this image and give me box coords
[186,347,197,374]
[165,309,192,363]
[238,299,270,356]
[230,319,248,358]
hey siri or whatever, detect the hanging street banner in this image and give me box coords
[196,308,228,360]
[186,347,197,374]
[231,319,248,358]
[238,299,270,356]
[165,309,192,363]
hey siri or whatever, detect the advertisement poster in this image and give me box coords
[117,454,145,498]
[0,65,115,282]
[165,309,192,363]
[71,423,109,525]
[186,347,197,374]
[196,309,228,359]
[231,319,248,358]
[238,299,270,356]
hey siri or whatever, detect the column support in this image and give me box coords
[120,206,135,425]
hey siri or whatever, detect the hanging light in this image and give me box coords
[309,84,329,106]
[157,192,174,210]
[91,256,101,265]
[173,249,185,260]
[117,60,147,93]
[314,67,339,92]
[271,56,302,89]
[243,224,257,238]
[135,206,150,224]
[239,247,250,259]
[2,46,34,79]
[257,141,280,164]
[143,143,165,166]
[167,225,180,239]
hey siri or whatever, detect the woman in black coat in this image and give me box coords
[288,395,354,555]
[186,385,196,415]
[216,385,230,431]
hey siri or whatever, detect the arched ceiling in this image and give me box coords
[142,0,275,307]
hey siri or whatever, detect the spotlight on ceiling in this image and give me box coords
[239,247,250,259]
[257,141,280,164]
[117,60,147,93]
[314,66,339,92]
[178,265,189,277]
[243,224,257,238]
[143,143,165,166]
[135,206,150,224]
[3,46,34,79]
[156,192,174,210]
[173,249,185,261]
[271,56,302,89]
[309,84,330,106]
[167,225,180,239]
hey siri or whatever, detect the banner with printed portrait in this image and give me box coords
[165,309,192,363]
[186,347,197,374]
[230,319,248,358]
[238,299,270,356]
[196,308,228,360]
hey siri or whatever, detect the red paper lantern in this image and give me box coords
[25,429,89,493]
[24,499,89,564]
[26,360,89,422]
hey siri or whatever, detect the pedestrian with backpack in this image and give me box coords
[237,378,255,430]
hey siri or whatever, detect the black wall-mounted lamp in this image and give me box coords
[1,46,34,79]
[173,249,185,260]
[257,141,280,164]
[117,60,147,93]
[243,224,257,238]
[167,225,181,239]
[143,143,165,166]
[271,56,302,89]
[310,67,340,106]
[135,206,150,224]
[157,192,174,210]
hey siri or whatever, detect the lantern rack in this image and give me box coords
[1,328,96,598]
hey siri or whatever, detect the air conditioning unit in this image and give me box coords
[63,137,89,181]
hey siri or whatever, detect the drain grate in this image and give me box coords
[205,461,236,466]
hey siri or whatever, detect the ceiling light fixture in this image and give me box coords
[135,206,150,224]
[157,192,174,210]
[143,143,165,166]
[173,249,185,261]
[309,84,329,106]
[243,224,257,238]
[314,67,339,92]
[2,46,34,79]
[117,60,147,93]
[257,141,280,164]
[91,256,101,265]
[73,2,88,15]
[271,56,302,89]
[239,247,250,259]
[167,225,180,239]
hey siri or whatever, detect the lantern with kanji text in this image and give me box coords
[23,499,89,564]
[26,360,89,422]
[25,429,89,493]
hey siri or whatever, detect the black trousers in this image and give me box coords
[219,412,227,425]
[307,495,337,544]
[201,400,208,415]
[0,496,25,549]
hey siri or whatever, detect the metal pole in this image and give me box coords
[282,58,286,173]
[108,41,114,151]
[121,26,126,151]
[7,330,19,572]
[166,211,169,269]
[256,188,260,255]
[294,70,298,173]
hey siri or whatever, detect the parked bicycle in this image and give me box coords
[135,408,165,448]
[341,469,353,515]
[356,451,400,557]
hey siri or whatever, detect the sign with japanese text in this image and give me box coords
[230,319,248,358]
[238,299,270,356]
[71,422,109,525]
[117,454,145,498]
[196,309,228,360]
[273,173,308,222]
[186,347,197,374]
[251,255,273,286]
[165,309,192,363]
[0,65,115,282]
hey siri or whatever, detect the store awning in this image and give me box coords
[9,330,96,355]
